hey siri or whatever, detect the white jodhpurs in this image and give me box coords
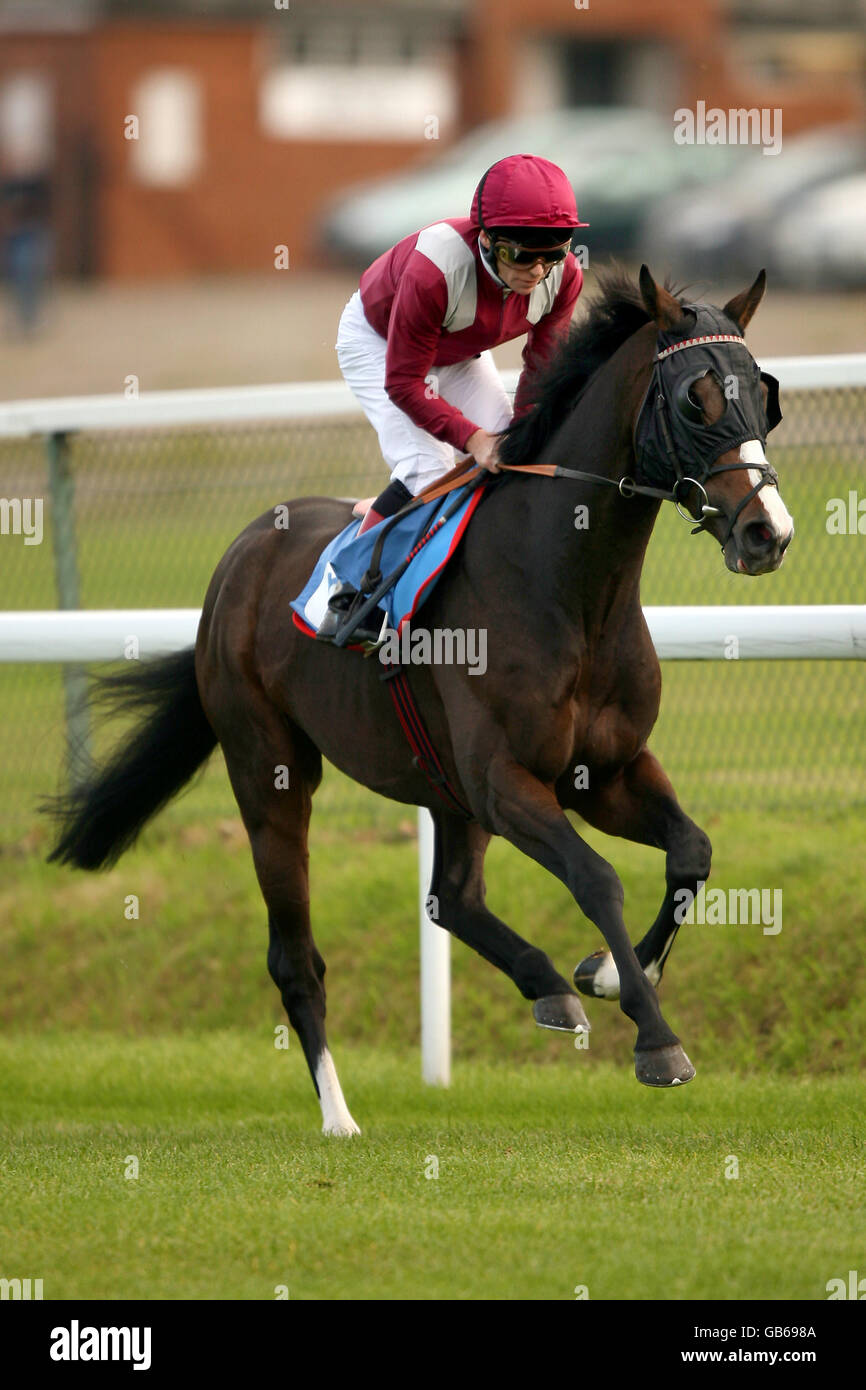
[335,290,513,496]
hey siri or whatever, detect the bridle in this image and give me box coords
[634,332,781,547]
[517,323,783,551]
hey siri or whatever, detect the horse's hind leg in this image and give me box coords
[566,748,711,1002]
[429,812,590,1035]
[219,707,360,1136]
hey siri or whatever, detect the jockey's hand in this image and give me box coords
[466,428,502,473]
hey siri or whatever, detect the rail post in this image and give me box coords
[46,430,92,786]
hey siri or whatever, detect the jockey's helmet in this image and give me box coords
[470,154,588,235]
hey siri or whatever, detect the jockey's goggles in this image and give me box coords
[491,236,572,268]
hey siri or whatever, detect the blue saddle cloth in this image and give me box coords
[292,482,486,636]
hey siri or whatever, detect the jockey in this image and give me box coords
[317,152,588,641]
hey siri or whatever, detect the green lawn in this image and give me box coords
[1,1035,861,1301]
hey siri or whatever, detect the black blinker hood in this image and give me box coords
[634,303,782,490]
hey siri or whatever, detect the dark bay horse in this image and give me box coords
[46,267,794,1135]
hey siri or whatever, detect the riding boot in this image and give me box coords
[316,479,413,643]
[358,478,413,533]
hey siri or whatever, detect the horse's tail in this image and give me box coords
[44,649,217,871]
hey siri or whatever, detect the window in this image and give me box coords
[0,72,53,172]
[260,64,455,141]
[129,69,202,187]
[259,17,456,141]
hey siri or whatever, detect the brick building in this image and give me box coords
[0,0,862,277]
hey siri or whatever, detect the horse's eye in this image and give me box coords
[676,375,708,424]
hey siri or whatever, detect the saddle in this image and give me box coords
[291,467,490,646]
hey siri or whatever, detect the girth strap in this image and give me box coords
[380,661,473,819]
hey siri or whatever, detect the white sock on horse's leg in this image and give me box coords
[316,1048,361,1136]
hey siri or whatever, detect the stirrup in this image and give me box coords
[316,582,383,646]
[315,581,358,642]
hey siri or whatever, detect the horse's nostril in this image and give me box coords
[744,520,775,551]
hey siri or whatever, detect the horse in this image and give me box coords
[45,266,794,1135]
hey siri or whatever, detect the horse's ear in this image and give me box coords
[639,264,689,332]
[723,270,766,332]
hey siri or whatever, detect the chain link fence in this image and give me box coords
[0,375,863,844]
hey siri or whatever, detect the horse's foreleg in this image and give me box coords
[564,748,711,1002]
[218,708,360,1137]
[482,757,694,1086]
[429,812,590,1034]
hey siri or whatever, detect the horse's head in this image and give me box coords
[636,266,794,576]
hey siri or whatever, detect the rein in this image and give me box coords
[398,332,780,550]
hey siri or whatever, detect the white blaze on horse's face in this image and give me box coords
[741,440,793,534]
[723,439,794,576]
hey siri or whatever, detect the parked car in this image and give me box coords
[768,172,866,288]
[320,107,747,265]
[641,124,866,283]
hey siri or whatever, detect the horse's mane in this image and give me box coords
[498,265,683,469]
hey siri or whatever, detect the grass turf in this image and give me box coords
[1,1034,862,1301]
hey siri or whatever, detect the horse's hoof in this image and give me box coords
[634,1043,695,1088]
[533,994,590,1034]
[573,950,620,1000]
[322,1118,362,1137]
